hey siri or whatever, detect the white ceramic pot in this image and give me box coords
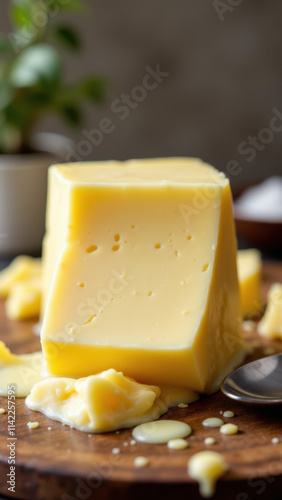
[0,132,73,256]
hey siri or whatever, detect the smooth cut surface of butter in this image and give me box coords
[237,249,262,318]
[41,158,243,393]
[0,341,45,397]
[258,283,282,339]
[25,369,166,433]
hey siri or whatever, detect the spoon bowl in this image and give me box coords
[221,354,282,406]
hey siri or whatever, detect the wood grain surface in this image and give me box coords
[0,262,282,500]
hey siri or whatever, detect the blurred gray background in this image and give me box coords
[1,0,282,187]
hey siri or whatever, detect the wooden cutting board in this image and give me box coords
[0,262,282,500]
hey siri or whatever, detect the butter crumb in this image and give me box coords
[112,448,121,455]
[123,441,128,447]
[27,421,39,429]
[220,423,238,435]
[271,437,279,444]
[223,411,235,418]
[88,434,92,438]
[263,347,275,356]
[167,438,188,450]
[204,437,216,445]
[134,456,149,468]
[0,408,5,415]
[242,320,256,333]
[178,403,188,408]
[130,439,136,446]
[47,426,52,431]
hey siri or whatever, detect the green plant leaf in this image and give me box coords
[43,0,88,13]
[81,76,106,103]
[60,103,82,125]
[10,44,61,88]
[54,25,81,50]
[10,3,33,30]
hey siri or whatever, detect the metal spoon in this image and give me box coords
[221,353,282,405]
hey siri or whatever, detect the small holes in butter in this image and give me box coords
[86,245,98,253]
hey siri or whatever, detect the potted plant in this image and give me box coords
[0,0,105,256]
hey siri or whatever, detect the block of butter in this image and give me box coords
[0,255,42,320]
[41,158,243,393]
[258,283,282,339]
[0,255,41,298]
[237,249,262,318]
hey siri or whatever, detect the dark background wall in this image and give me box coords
[1,0,282,187]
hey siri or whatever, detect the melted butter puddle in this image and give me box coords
[0,341,46,397]
[132,420,192,444]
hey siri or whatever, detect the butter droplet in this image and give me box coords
[134,456,149,468]
[223,411,234,418]
[167,438,188,450]
[204,437,216,445]
[27,421,39,429]
[202,418,224,428]
[220,423,238,435]
[112,448,121,455]
[178,403,188,408]
[271,437,279,444]
[0,408,5,415]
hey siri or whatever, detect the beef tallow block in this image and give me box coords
[41,158,244,393]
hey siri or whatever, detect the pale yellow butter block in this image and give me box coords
[6,278,41,320]
[237,249,262,318]
[25,369,164,433]
[0,256,41,298]
[41,158,243,393]
[258,283,282,339]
